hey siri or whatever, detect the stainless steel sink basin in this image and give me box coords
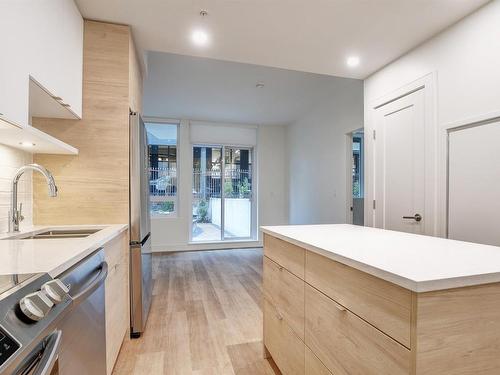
[15,229,101,239]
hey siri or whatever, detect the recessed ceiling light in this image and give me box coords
[191,29,209,47]
[191,9,210,47]
[19,141,35,147]
[346,56,360,68]
[256,82,265,88]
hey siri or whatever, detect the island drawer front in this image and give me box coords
[264,298,305,375]
[306,346,333,375]
[264,234,305,279]
[305,285,411,375]
[263,256,305,340]
[305,251,412,347]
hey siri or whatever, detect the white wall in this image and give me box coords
[150,120,288,251]
[0,145,33,233]
[258,125,289,235]
[287,78,364,224]
[364,1,500,236]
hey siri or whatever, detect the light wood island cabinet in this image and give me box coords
[263,228,500,375]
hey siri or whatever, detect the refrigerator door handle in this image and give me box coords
[130,232,151,248]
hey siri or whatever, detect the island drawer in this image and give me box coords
[264,234,305,279]
[306,346,333,375]
[263,256,305,340]
[264,298,305,375]
[305,250,412,347]
[305,285,411,375]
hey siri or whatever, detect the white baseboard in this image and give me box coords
[152,240,262,252]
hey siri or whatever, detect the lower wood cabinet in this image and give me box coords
[305,284,410,375]
[264,234,305,279]
[263,256,305,339]
[305,346,332,375]
[103,231,129,375]
[264,299,305,375]
[305,250,411,348]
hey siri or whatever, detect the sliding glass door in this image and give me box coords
[192,145,254,242]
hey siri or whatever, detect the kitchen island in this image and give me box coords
[261,224,500,375]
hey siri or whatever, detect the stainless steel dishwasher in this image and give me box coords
[57,249,108,375]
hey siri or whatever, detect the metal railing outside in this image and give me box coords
[192,168,252,200]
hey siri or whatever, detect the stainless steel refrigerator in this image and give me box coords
[129,112,152,337]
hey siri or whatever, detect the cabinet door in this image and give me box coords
[104,231,129,375]
[306,250,412,347]
[305,285,410,375]
[263,256,305,339]
[264,234,305,279]
[0,2,31,126]
[264,299,305,375]
[29,0,83,118]
[0,0,83,125]
[305,346,332,375]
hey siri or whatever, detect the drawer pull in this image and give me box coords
[271,301,284,320]
[333,301,347,312]
[278,266,284,271]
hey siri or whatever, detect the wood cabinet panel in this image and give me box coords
[264,299,305,375]
[263,256,305,339]
[305,346,332,375]
[33,20,130,226]
[305,285,410,375]
[264,234,305,279]
[104,231,129,375]
[306,250,412,347]
[414,283,500,375]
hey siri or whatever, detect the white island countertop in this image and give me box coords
[261,224,500,292]
[0,224,128,277]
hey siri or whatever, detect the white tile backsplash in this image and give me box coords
[0,144,32,233]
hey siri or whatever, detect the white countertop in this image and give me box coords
[261,224,500,292]
[0,224,128,277]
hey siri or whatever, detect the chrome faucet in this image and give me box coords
[9,164,58,232]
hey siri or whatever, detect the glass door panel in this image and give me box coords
[192,146,222,241]
[223,147,252,239]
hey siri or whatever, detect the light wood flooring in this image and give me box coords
[112,248,279,375]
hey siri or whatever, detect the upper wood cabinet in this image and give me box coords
[0,0,83,126]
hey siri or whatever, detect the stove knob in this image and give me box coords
[19,291,54,322]
[41,279,70,304]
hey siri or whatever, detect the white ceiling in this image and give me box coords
[75,0,488,79]
[143,52,362,125]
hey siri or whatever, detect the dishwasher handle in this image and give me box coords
[32,330,62,375]
[71,261,108,307]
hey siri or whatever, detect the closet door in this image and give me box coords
[448,119,500,246]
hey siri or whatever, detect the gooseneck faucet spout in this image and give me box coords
[10,163,58,232]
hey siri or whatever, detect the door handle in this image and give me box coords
[33,330,62,375]
[402,214,422,222]
[70,261,108,307]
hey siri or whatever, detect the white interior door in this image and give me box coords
[448,119,500,246]
[374,89,425,234]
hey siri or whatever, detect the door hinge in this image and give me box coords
[373,130,376,140]
[373,200,376,209]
